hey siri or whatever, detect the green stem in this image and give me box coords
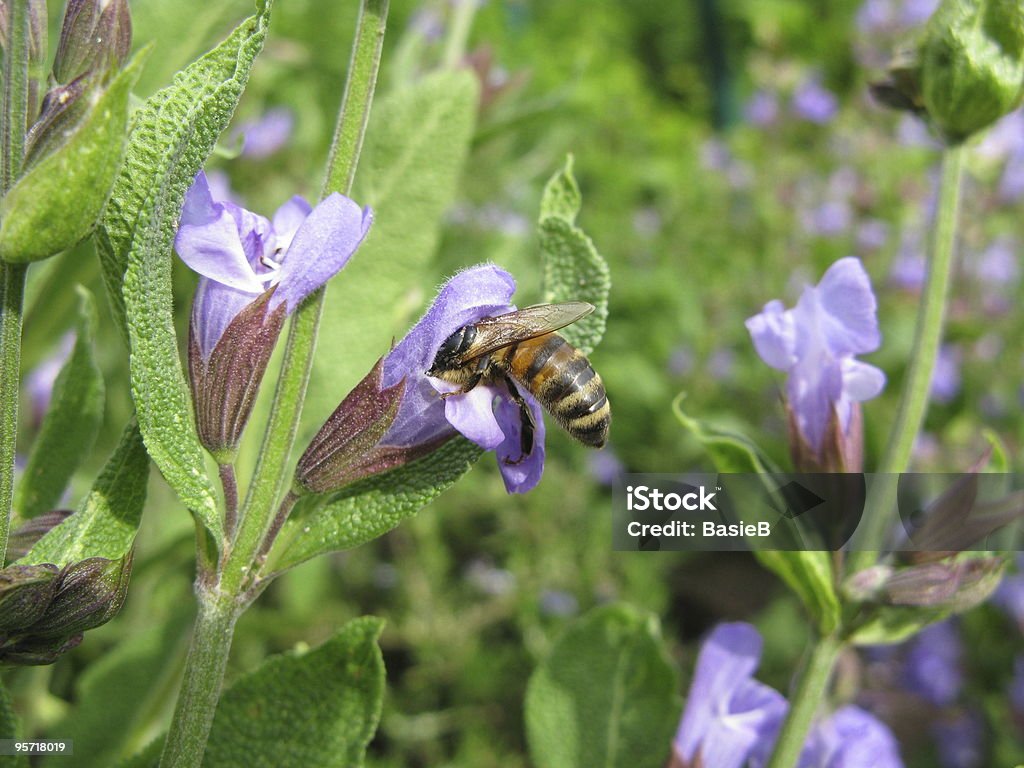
[158,590,240,768]
[0,263,27,564]
[765,634,842,768]
[1,0,30,191]
[222,0,388,595]
[442,0,477,70]
[848,144,965,572]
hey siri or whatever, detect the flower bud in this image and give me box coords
[188,291,286,460]
[53,0,132,84]
[919,0,1024,142]
[5,510,73,562]
[0,0,48,68]
[882,555,1004,609]
[295,358,408,493]
[23,75,91,169]
[843,564,894,602]
[26,554,132,639]
[0,564,60,632]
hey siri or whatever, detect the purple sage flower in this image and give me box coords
[799,705,904,768]
[745,257,885,470]
[175,171,372,455]
[381,265,548,493]
[672,622,787,768]
[792,77,839,124]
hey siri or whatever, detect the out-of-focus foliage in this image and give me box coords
[10,0,1024,766]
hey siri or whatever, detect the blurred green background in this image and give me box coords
[10,0,1024,765]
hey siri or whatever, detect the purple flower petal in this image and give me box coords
[191,277,257,360]
[746,300,797,370]
[800,705,903,768]
[175,172,265,293]
[269,194,373,313]
[493,388,546,493]
[444,383,505,448]
[814,257,881,355]
[674,623,787,768]
[272,195,313,254]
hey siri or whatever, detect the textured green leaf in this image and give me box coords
[673,394,782,474]
[43,606,191,768]
[15,287,104,520]
[96,7,272,541]
[203,617,385,768]
[538,156,610,356]
[754,551,841,635]
[0,53,145,264]
[525,604,679,768]
[19,422,149,566]
[272,439,481,572]
[303,69,479,438]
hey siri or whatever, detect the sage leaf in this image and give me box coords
[203,617,385,768]
[15,287,104,520]
[96,5,273,543]
[525,604,679,768]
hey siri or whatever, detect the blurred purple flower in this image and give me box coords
[900,0,938,25]
[1010,656,1024,714]
[971,236,1020,287]
[465,559,516,596]
[792,77,838,124]
[929,345,961,405]
[896,114,939,147]
[993,554,1024,631]
[587,448,623,487]
[408,7,445,40]
[931,711,985,768]
[746,257,885,458]
[709,347,737,381]
[233,107,294,159]
[380,265,548,494]
[25,334,74,427]
[176,171,372,360]
[804,200,852,237]
[539,589,579,617]
[799,705,904,768]
[857,219,890,252]
[889,230,927,290]
[857,0,896,32]
[672,622,787,768]
[904,620,963,706]
[745,89,780,127]
[668,344,695,376]
[975,110,1024,162]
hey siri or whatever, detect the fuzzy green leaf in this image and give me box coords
[203,617,385,768]
[673,394,782,474]
[538,156,610,356]
[19,422,148,566]
[96,7,272,542]
[272,439,481,573]
[0,681,28,767]
[525,604,679,768]
[0,53,145,264]
[303,69,479,438]
[15,287,104,520]
[754,551,841,635]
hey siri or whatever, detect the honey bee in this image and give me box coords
[426,302,610,462]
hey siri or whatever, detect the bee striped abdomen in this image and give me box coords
[505,334,610,448]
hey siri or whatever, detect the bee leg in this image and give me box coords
[501,376,535,465]
[439,357,489,400]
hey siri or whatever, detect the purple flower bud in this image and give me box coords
[904,620,962,706]
[672,623,787,768]
[24,75,93,169]
[792,77,839,123]
[799,705,904,768]
[746,257,885,470]
[53,0,132,84]
[175,172,372,457]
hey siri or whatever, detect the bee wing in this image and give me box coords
[458,302,594,362]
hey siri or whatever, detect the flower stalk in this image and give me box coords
[222,0,389,596]
[764,633,842,768]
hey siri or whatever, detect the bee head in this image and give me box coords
[427,324,477,377]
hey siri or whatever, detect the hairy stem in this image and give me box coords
[848,144,964,572]
[1,0,29,191]
[0,263,26,563]
[222,0,388,594]
[218,463,239,545]
[158,590,240,768]
[765,634,842,768]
